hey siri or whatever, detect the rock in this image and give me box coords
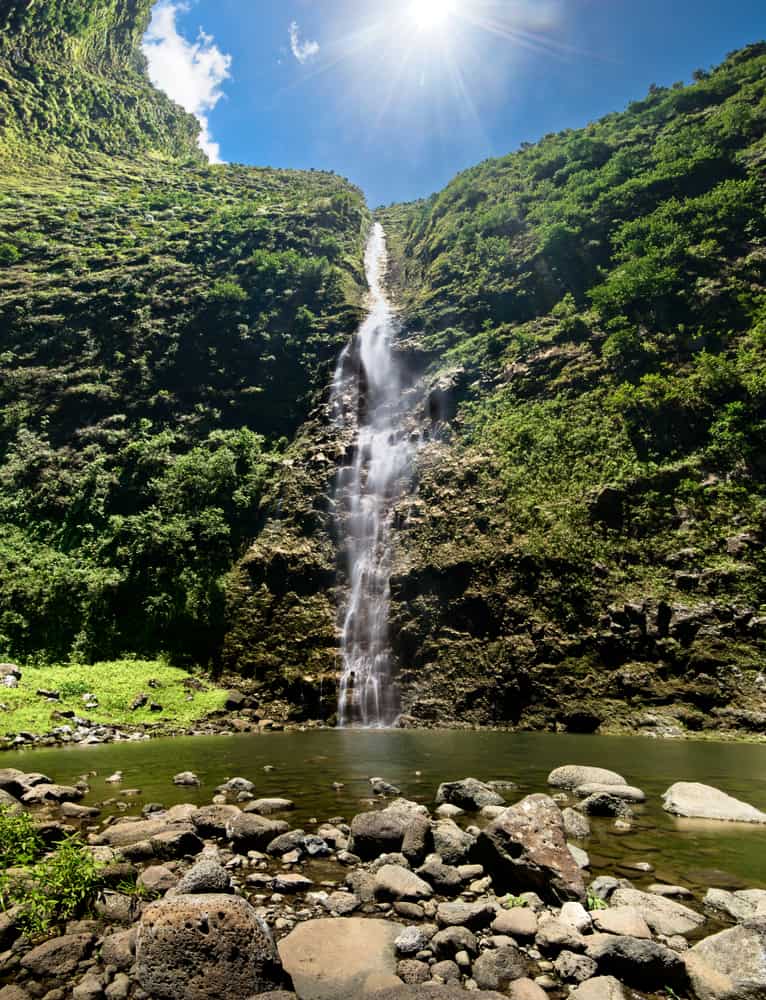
[568,844,591,870]
[536,918,586,954]
[0,989,31,1000]
[173,772,200,786]
[569,976,626,1000]
[592,907,652,939]
[21,783,84,805]
[150,827,204,860]
[225,691,247,710]
[273,873,314,894]
[563,809,591,840]
[560,902,592,933]
[431,818,475,865]
[397,959,431,985]
[548,767,627,790]
[472,945,529,990]
[417,857,463,895]
[0,767,37,797]
[435,804,464,819]
[507,979,548,1000]
[60,802,101,820]
[0,789,22,813]
[610,886,705,936]
[375,865,433,902]
[589,877,620,902]
[575,783,646,803]
[370,777,401,796]
[21,933,94,978]
[554,950,598,983]
[431,959,460,983]
[320,891,359,916]
[217,777,256,795]
[703,887,761,922]
[432,926,479,958]
[585,935,686,990]
[105,973,131,1000]
[435,779,505,811]
[577,793,632,818]
[190,804,241,837]
[349,801,431,864]
[303,834,331,857]
[227,813,289,852]
[368,988,505,1000]
[278,917,399,1000]
[685,921,766,1000]
[395,925,437,955]
[648,883,694,898]
[136,893,289,999]
[662,782,766,823]
[101,929,136,972]
[436,900,496,928]
[175,860,233,895]
[247,798,295,815]
[491,907,538,938]
[473,794,586,904]
[130,694,148,711]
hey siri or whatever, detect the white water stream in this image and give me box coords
[332,223,415,727]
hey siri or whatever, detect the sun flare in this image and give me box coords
[408,0,458,32]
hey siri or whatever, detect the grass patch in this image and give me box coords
[0,659,227,735]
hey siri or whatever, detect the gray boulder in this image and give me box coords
[569,977,626,1000]
[21,783,84,805]
[375,865,433,902]
[575,783,646,803]
[226,813,289,852]
[435,779,505,811]
[472,945,529,990]
[21,933,94,978]
[586,935,686,990]
[431,818,475,865]
[190,804,241,837]
[136,893,289,1000]
[473,794,586,903]
[548,766,627,790]
[563,808,591,840]
[685,921,766,1000]
[610,886,705,936]
[349,800,431,864]
[175,860,233,895]
[662,782,766,823]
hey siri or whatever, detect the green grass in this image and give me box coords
[0,659,227,735]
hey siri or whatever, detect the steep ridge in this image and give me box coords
[376,43,766,733]
[0,1,369,667]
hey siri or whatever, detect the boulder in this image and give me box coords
[100,929,136,972]
[431,926,479,958]
[575,783,646,803]
[416,857,462,895]
[685,921,766,1000]
[431,959,460,983]
[21,783,84,805]
[586,935,686,990]
[435,779,505,811]
[368,988,505,1000]
[21,933,94,978]
[431,818,475,865]
[374,865,433,902]
[472,945,528,990]
[436,900,496,928]
[150,828,203,860]
[226,813,289,852]
[703,888,765,922]
[473,794,586,903]
[93,817,181,848]
[136,893,289,999]
[662,782,766,823]
[191,804,241,837]
[278,917,400,1000]
[536,918,586,954]
[173,772,200,786]
[349,801,431,864]
[397,960,431,985]
[175,860,233,895]
[563,808,591,840]
[394,924,438,955]
[491,908,538,939]
[138,866,178,894]
[554,950,598,983]
[247,798,295,815]
[592,907,652,939]
[548,766,627,790]
[569,977,626,1000]
[610,886,705,936]
[577,793,632,818]
[217,777,256,795]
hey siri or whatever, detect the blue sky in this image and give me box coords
[143,1,766,207]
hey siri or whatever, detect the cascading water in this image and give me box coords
[332,222,415,727]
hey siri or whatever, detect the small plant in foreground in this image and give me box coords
[0,806,43,868]
[587,890,608,911]
[502,894,529,909]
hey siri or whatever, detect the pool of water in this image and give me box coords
[4,730,766,890]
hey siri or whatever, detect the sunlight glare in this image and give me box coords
[408,0,458,32]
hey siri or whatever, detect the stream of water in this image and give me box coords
[331,224,415,727]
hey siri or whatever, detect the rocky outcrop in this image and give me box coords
[472,795,586,903]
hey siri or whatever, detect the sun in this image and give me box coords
[407,0,458,32]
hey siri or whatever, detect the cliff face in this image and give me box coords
[0,1,369,667]
[0,0,201,160]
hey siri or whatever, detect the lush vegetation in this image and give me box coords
[380,42,766,729]
[0,660,227,734]
[0,808,102,936]
[0,3,369,669]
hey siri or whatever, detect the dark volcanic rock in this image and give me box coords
[473,794,586,903]
[226,813,289,852]
[136,893,290,1000]
[586,935,687,990]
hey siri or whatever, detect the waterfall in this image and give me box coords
[332,222,414,727]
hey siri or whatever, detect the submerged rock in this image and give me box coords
[548,766,627,790]
[662,782,766,823]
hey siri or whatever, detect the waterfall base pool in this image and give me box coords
[4,729,766,889]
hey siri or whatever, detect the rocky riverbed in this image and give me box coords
[0,764,763,1000]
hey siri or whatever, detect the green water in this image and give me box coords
[4,730,766,890]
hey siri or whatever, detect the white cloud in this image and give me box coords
[289,21,320,64]
[142,2,232,163]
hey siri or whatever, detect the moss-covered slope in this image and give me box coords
[0,3,369,667]
[375,43,766,734]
